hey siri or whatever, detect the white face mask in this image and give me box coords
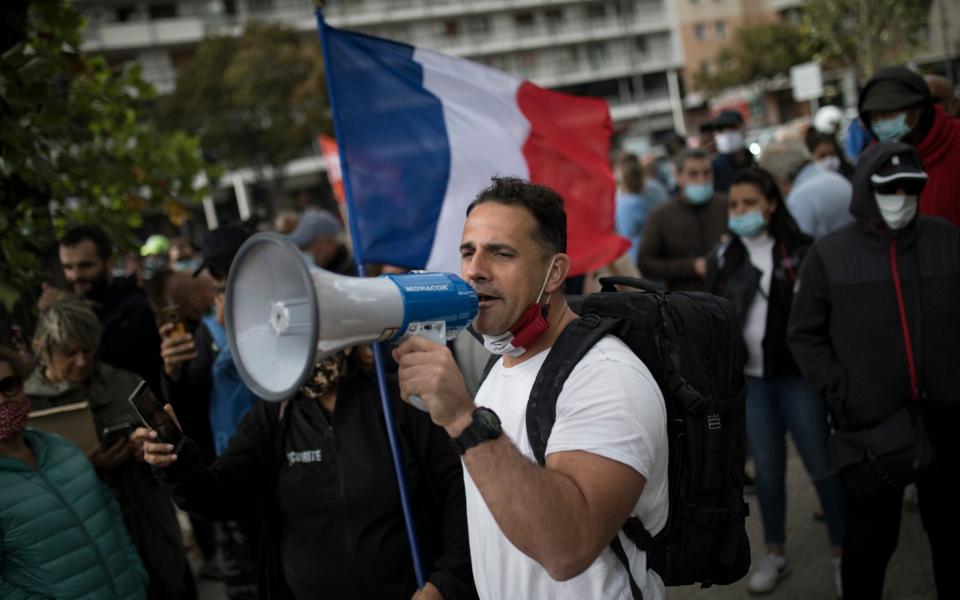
[816,156,841,172]
[875,193,918,230]
[715,131,744,154]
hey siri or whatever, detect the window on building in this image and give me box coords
[224,0,237,16]
[465,16,490,36]
[444,20,459,37]
[715,21,727,39]
[634,37,648,56]
[514,12,535,31]
[586,42,608,68]
[115,5,136,22]
[586,2,606,20]
[148,3,177,20]
[695,23,708,41]
[545,8,564,31]
[518,51,537,76]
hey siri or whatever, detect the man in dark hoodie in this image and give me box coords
[788,142,960,600]
[711,109,757,194]
[59,225,163,395]
[858,66,960,227]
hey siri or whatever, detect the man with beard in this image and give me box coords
[58,225,163,395]
[394,178,669,599]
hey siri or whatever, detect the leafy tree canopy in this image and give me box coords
[695,20,819,94]
[0,0,211,309]
[802,0,933,84]
[155,23,331,204]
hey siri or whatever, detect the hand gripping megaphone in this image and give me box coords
[224,232,478,401]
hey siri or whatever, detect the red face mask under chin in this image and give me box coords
[509,302,550,349]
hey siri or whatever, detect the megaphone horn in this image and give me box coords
[225,232,478,401]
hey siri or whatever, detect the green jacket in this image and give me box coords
[0,429,148,599]
[25,363,189,595]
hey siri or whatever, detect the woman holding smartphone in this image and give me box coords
[24,296,196,600]
[0,345,148,598]
[137,345,478,600]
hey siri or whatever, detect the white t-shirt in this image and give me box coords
[741,233,774,377]
[465,335,669,600]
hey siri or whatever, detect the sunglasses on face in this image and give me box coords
[0,375,23,398]
[875,181,925,196]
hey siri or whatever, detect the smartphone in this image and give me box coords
[101,422,135,448]
[128,381,184,452]
[159,305,187,338]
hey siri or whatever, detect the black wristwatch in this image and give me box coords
[449,407,502,455]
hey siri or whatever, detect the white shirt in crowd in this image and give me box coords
[465,335,669,600]
[741,232,775,378]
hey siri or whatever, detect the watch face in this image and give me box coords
[474,408,501,433]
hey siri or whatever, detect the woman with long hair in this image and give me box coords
[705,168,845,597]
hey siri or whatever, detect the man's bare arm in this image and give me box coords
[450,409,645,580]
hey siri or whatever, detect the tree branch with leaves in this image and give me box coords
[0,0,211,310]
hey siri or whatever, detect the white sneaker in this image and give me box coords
[833,557,842,598]
[748,553,790,594]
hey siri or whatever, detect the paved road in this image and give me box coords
[669,439,935,600]
[196,438,936,600]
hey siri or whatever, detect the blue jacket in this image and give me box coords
[0,430,147,599]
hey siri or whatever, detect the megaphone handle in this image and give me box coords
[370,341,427,588]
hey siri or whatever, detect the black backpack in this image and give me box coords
[481,277,750,597]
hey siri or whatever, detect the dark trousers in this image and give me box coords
[842,411,959,599]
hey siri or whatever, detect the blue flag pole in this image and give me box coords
[314,8,427,589]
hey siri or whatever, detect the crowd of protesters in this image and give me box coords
[0,64,957,600]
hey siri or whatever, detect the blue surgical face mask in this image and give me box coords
[728,209,767,238]
[872,113,912,142]
[684,183,714,205]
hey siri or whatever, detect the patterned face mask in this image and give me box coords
[0,397,31,440]
[299,351,349,400]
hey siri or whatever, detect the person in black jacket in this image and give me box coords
[788,142,960,600]
[58,225,163,396]
[158,224,259,597]
[705,168,844,596]
[137,346,477,600]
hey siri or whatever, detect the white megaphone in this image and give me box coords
[224,232,478,402]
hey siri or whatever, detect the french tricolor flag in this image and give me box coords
[318,16,629,276]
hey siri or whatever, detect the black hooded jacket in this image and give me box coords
[705,226,812,379]
[156,371,477,600]
[787,143,960,432]
[94,275,163,396]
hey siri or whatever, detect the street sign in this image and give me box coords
[790,62,823,102]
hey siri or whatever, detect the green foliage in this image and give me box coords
[801,0,933,84]
[155,23,331,202]
[695,21,819,94]
[0,0,211,309]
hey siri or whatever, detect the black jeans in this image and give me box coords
[841,406,959,599]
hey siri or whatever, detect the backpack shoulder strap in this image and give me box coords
[526,313,643,599]
[526,314,624,466]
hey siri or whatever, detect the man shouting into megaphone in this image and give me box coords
[394,177,670,600]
